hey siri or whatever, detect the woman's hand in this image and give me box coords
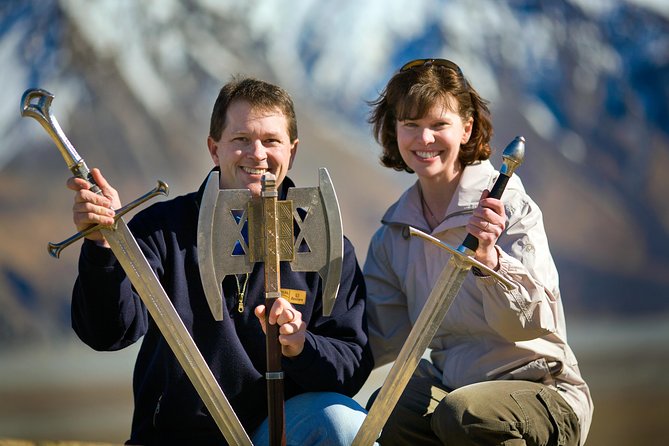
[467,189,506,270]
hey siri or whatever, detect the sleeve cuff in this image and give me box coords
[281,331,318,372]
[81,238,118,268]
[473,246,510,284]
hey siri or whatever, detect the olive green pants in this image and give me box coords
[367,363,580,446]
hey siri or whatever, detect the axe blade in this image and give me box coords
[197,171,253,321]
[287,168,342,316]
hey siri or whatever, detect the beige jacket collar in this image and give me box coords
[381,160,498,232]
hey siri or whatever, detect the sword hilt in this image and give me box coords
[409,227,515,290]
[21,88,169,257]
[47,181,169,258]
[461,136,525,253]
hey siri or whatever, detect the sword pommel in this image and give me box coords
[21,88,100,194]
[499,136,525,177]
[262,173,278,198]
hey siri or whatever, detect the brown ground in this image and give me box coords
[0,353,666,446]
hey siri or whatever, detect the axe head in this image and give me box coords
[197,168,343,320]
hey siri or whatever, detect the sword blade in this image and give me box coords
[351,255,469,446]
[103,222,253,446]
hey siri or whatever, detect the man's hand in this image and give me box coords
[255,297,307,358]
[66,168,121,247]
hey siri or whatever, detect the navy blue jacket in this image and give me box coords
[71,173,373,445]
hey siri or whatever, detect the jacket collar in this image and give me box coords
[381,160,497,232]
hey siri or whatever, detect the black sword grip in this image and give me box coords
[70,160,103,195]
[81,165,103,196]
[460,172,511,252]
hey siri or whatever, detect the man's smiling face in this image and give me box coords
[207,99,298,196]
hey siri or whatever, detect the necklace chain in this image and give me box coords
[235,273,250,313]
[418,183,443,229]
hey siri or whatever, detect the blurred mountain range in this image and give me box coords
[1,0,668,346]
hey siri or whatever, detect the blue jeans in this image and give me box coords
[252,392,375,446]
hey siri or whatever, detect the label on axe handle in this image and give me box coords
[281,288,307,306]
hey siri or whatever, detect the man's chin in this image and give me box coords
[245,183,263,197]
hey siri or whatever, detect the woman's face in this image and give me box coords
[395,96,473,180]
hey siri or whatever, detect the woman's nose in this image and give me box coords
[420,128,435,145]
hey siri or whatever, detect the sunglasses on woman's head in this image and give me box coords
[399,58,464,77]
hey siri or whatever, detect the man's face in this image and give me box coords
[207,100,298,196]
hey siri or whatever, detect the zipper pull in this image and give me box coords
[237,292,245,313]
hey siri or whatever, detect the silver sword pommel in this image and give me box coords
[21,88,169,257]
[499,135,525,176]
[21,88,100,194]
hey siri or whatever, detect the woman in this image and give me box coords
[363,59,593,445]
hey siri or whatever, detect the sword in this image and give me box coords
[352,136,525,446]
[21,88,253,446]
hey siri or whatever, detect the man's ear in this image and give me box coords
[288,139,299,169]
[207,136,219,164]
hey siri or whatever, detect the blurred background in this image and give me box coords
[1,0,668,445]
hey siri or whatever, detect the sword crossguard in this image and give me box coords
[47,181,169,258]
[408,227,515,290]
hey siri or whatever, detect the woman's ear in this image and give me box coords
[462,116,474,144]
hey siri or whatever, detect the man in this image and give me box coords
[68,77,373,445]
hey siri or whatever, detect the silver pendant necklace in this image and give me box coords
[418,183,443,230]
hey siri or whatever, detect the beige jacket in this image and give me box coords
[364,160,593,444]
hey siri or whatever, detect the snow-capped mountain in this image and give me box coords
[1,0,668,342]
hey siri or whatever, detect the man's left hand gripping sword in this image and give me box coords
[21,88,253,446]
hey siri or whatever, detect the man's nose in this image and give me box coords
[249,140,267,160]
